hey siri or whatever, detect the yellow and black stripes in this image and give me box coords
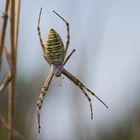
[44,29,65,65]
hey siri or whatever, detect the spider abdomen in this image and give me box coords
[44,29,65,65]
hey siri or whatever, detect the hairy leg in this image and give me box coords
[62,68,108,118]
[36,65,54,133]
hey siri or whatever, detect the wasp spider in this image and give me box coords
[37,8,108,133]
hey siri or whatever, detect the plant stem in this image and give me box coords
[8,0,16,139]
[0,0,10,70]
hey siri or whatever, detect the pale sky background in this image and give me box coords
[0,0,140,140]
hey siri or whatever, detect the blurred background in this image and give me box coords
[0,0,140,140]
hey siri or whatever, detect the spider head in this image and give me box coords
[54,65,63,77]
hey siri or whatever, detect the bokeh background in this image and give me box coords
[0,0,140,140]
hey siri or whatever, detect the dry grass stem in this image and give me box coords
[8,0,20,140]
[15,0,21,61]
[0,115,25,140]
[0,74,12,93]
[0,47,12,94]
[0,0,10,70]
[0,0,21,139]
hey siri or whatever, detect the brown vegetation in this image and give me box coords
[0,0,21,140]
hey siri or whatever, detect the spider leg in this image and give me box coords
[78,85,93,119]
[37,66,54,133]
[37,8,45,51]
[62,69,93,118]
[53,11,70,59]
[83,86,108,108]
[62,68,108,117]
[63,49,75,66]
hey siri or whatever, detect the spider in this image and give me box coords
[37,8,108,133]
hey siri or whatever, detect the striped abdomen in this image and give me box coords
[44,29,65,65]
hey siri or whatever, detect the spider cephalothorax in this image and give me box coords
[37,8,108,133]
